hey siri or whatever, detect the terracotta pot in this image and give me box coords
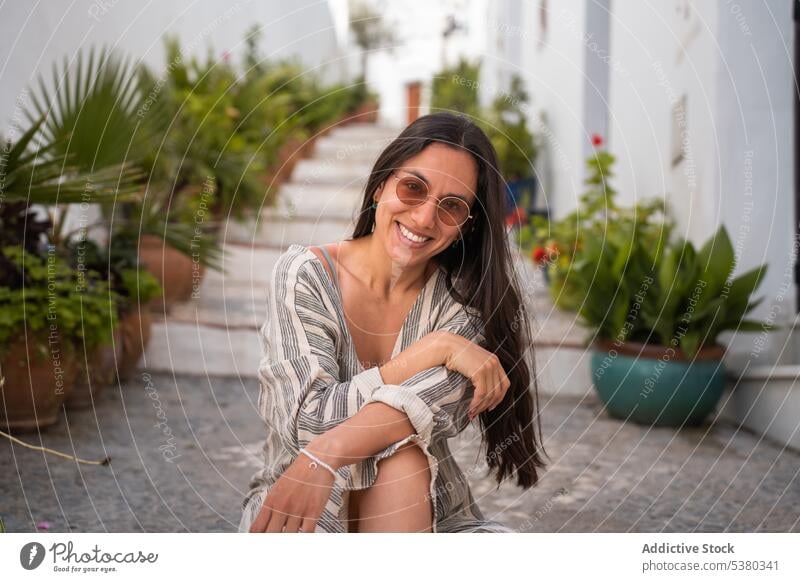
[116,309,153,382]
[138,234,197,310]
[343,100,379,124]
[0,334,78,431]
[273,136,307,185]
[65,330,123,410]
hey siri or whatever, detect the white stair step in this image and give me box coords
[292,159,373,186]
[143,320,260,378]
[312,136,386,163]
[327,124,400,140]
[278,183,364,219]
[257,210,356,246]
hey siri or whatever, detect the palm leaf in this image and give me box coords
[1,117,142,205]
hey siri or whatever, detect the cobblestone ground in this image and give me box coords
[2,371,799,532]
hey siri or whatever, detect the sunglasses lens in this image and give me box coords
[396,177,428,204]
[395,174,471,227]
[438,197,470,227]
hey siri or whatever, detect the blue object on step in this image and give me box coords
[505,176,547,218]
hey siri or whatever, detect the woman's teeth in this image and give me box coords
[397,221,431,244]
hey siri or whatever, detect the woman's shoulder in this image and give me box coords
[270,244,328,294]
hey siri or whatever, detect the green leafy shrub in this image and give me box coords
[568,224,774,358]
[481,75,539,180]
[520,139,772,357]
[431,58,482,119]
[66,233,162,315]
[522,145,671,312]
[0,247,120,359]
[431,63,538,180]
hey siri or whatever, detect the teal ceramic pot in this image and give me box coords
[590,340,727,427]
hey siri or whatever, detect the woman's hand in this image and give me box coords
[436,331,511,419]
[248,450,335,533]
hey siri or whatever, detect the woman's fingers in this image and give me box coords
[249,504,271,533]
[470,367,495,416]
[491,368,510,410]
[301,517,317,534]
[284,514,303,533]
[470,356,510,415]
[488,366,502,410]
[266,508,289,532]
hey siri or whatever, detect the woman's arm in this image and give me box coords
[251,319,511,533]
[248,400,418,533]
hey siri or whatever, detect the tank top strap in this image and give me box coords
[318,245,339,289]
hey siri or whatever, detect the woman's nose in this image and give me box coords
[408,197,439,228]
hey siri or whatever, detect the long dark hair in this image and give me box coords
[350,112,546,488]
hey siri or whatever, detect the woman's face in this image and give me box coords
[374,143,478,268]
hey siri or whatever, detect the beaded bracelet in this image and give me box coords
[298,448,338,480]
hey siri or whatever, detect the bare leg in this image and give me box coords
[348,442,433,533]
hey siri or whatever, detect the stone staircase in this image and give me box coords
[144,122,592,399]
[224,123,399,248]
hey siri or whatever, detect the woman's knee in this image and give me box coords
[375,442,431,487]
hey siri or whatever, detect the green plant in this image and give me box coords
[0,118,141,207]
[521,140,672,312]
[430,57,482,119]
[0,246,120,359]
[21,49,150,247]
[349,0,395,80]
[137,37,267,222]
[481,74,539,180]
[65,233,162,316]
[566,223,774,359]
[25,47,153,172]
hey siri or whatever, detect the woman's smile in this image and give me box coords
[394,219,434,249]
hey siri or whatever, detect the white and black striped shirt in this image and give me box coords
[239,244,511,532]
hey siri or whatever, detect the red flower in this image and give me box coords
[506,206,528,227]
[532,246,547,265]
[591,133,604,147]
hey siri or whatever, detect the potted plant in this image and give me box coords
[521,136,671,312]
[64,234,162,395]
[0,247,119,430]
[524,137,775,426]
[482,75,541,220]
[115,267,162,382]
[575,224,773,426]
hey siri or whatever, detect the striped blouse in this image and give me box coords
[238,243,511,532]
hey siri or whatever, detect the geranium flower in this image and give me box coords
[505,206,528,227]
[591,133,604,147]
[532,246,547,265]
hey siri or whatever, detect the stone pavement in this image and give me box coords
[2,372,799,532]
[3,122,799,532]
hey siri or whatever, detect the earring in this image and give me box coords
[371,197,378,210]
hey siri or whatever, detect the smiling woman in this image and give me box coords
[240,112,546,533]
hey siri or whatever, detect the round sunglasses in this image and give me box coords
[388,171,474,228]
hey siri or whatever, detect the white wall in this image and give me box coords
[0,0,343,133]
[714,0,796,359]
[519,0,588,220]
[608,0,719,244]
[609,0,796,361]
[363,0,488,128]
